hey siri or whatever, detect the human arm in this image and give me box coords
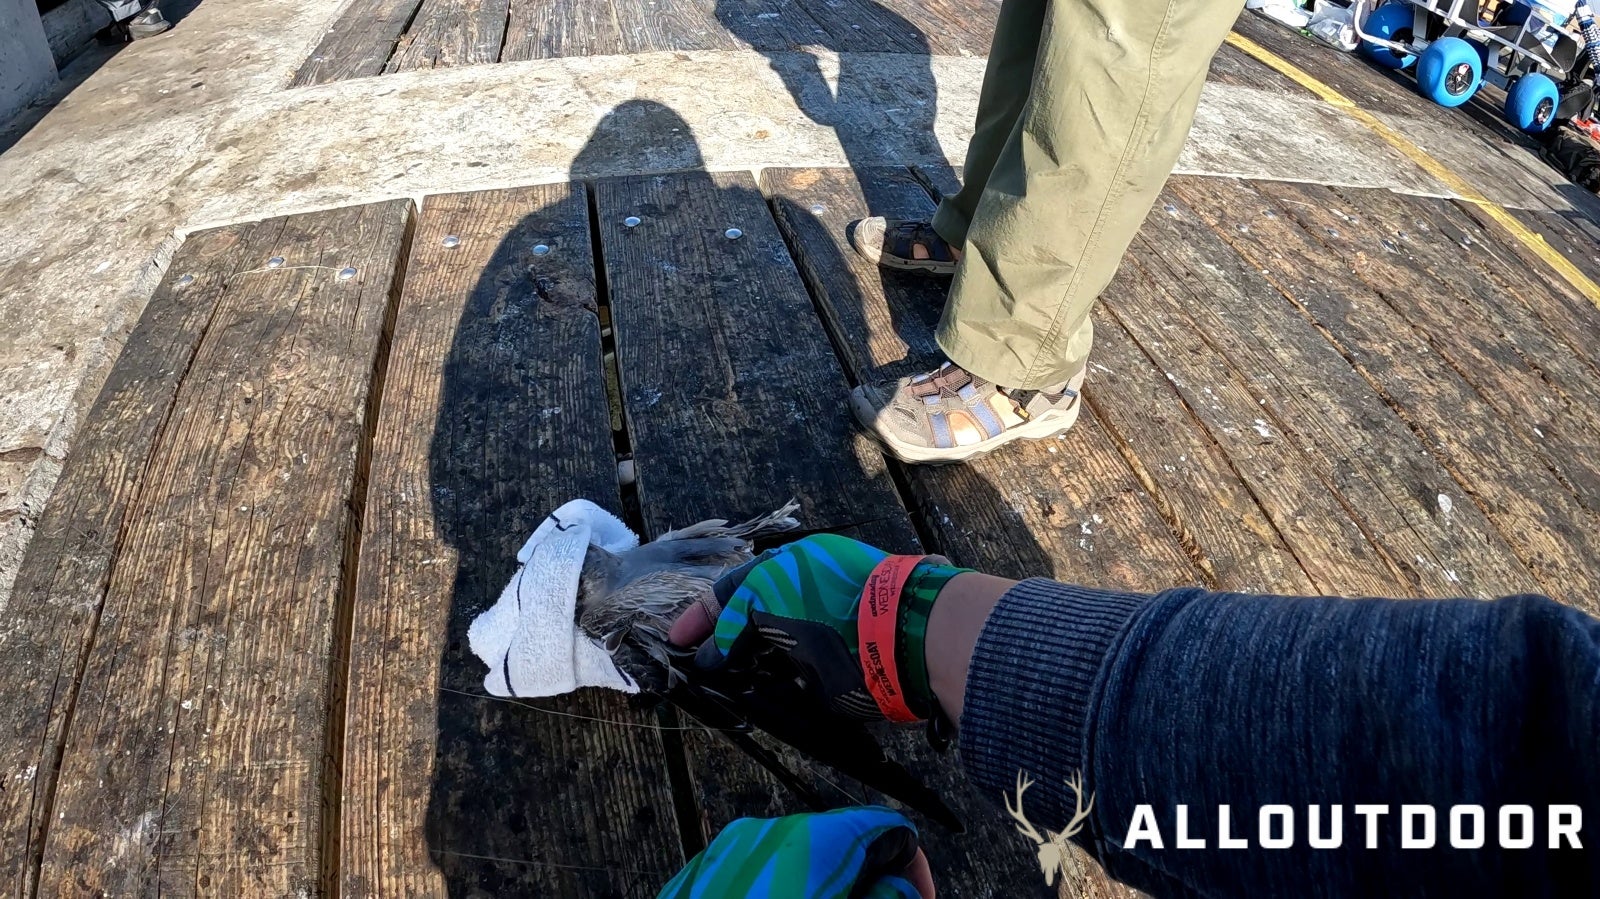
[683,537,1600,896]
[957,580,1600,897]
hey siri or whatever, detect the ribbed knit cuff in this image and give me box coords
[958,579,1151,832]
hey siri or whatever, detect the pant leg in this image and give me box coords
[938,0,1244,389]
[929,0,1049,249]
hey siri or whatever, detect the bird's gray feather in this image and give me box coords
[575,500,801,690]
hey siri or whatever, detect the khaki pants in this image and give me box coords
[931,0,1244,388]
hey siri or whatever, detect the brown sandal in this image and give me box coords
[848,217,959,276]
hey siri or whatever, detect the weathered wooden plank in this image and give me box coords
[33,201,414,897]
[385,0,513,72]
[596,168,1068,897]
[1450,200,1600,377]
[292,0,424,86]
[611,0,741,53]
[1204,38,1315,97]
[340,185,686,898]
[502,0,626,59]
[1097,252,1410,599]
[762,165,1198,898]
[1300,185,1600,515]
[596,170,911,547]
[1509,208,1600,290]
[1137,182,1540,599]
[1178,176,1600,612]
[0,222,283,896]
[1086,317,1320,595]
[504,0,741,59]
[787,0,929,53]
[1351,192,1600,515]
[868,0,998,56]
[710,0,830,50]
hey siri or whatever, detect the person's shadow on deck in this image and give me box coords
[716,0,957,194]
[423,98,1050,898]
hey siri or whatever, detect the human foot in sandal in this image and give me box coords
[849,362,1085,464]
[848,218,962,276]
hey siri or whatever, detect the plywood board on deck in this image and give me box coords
[340,185,687,897]
[31,200,414,897]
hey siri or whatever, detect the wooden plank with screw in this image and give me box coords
[339,184,687,897]
[34,200,414,897]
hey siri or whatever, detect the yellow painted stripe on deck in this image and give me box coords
[1225,31,1600,309]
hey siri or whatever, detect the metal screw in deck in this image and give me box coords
[267,256,285,269]
[338,267,358,281]
[443,235,461,248]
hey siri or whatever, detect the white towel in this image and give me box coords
[468,499,641,697]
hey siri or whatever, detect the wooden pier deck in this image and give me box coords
[3,6,1600,899]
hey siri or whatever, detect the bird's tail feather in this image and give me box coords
[656,499,801,542]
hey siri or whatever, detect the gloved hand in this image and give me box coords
[667,534,968,722]
[656,806,935,899]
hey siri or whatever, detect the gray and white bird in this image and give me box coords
[575,500,801,690]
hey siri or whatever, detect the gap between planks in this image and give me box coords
[319,208,418,898]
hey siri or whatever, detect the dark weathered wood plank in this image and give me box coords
[33,201,413,897]
[788,0,929,53]
[1085,317,1319,595]
[597,170,911,547]
[341,185,685,898]
[1097,251,1410,599]
[1450,201,1600,378]
[762,165,1199,898]
[502,0,626,60]
[0,222,283,896]
[1137,182,1540,599]
[597,168,1072,898]
[1305,185,1600,514]
[867,0,998,56]
[1204,38,1315,97]
[292,0,424,86]
[1178,177,1600,612]
[385,0,513,72]
[611,0,741,53]
[710,0,832,50]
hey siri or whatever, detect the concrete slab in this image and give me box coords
[0,0,1586,604]
[1,0,58,123]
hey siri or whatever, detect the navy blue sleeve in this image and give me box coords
[958,580,1600,897]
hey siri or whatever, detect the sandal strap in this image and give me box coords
[899,365,1013,448]
[884,220,955,264]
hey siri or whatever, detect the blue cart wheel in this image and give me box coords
[1417,37,1483,107]
[1361,2,1417,69]
[1505,71,1561,132]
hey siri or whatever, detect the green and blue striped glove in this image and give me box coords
[656,806,932,899]
[674,534,967,722]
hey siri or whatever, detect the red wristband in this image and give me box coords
[858,555,927,723]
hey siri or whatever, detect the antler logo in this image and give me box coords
[1004,770,1095,887]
